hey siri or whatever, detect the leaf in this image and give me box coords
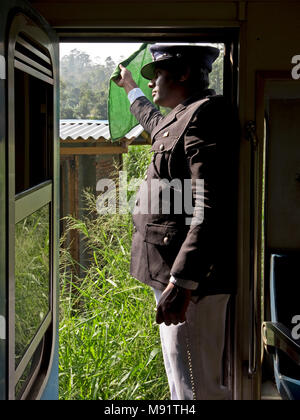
[89,346,96,359]
[93,251,99,266]
[106,278,117,287]
[146,348,160,367]
[119,371,131,385]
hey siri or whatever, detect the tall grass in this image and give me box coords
[59,145,169,400]
[15,205,50,367]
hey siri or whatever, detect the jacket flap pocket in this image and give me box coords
[150,135,178,153]
[145,224,181,246]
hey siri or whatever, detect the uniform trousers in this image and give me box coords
[153,288,231,400]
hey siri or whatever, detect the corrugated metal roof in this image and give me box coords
[60,119,144,141]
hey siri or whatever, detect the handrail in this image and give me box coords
[262,321,300,366]
[246,120,259,377]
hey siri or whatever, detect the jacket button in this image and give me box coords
[144,174,148,180]
[159,144,164,151]
[163,236,169,245]
[135,199,139,206]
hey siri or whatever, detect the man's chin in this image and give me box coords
[153,96,164,106]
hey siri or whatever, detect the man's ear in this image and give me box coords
[179,66,191,82]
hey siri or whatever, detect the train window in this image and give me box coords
[15,204,50,368]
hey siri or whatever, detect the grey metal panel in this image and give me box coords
[59,119,144,140]
[77,123,108,139]
[0,1,9,400]
[0,76,6,401]
[60,120,110,140]
[15,182,52,223]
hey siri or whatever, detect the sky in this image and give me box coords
[60,42,143,64]
[59,42,220,65]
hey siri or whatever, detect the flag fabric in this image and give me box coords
[108,43,154,141]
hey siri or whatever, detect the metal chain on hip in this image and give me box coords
[185,320,197,401]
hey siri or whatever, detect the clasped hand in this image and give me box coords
[156,282,191,326]
[113,64,138,94]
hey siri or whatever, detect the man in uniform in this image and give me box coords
[115,44,238,400]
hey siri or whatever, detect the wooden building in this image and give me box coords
[60,119,149,270]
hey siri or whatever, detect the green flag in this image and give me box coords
[108,43,154,141]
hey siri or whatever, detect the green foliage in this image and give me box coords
[123,145,152,181]
[209,43,224,95]
[15,206,50,367]
[59,146,169,400]
[60,49,114,120]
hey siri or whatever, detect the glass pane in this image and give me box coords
[15,204,50,368]
[15,339,44,400]
[14,68,53,195]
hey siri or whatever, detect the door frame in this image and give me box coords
[6,10,59,400]
[254,70,299,399]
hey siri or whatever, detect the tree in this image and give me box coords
[60,49,115,120]
[209,43,224,94]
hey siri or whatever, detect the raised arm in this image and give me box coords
[114,64,163,135]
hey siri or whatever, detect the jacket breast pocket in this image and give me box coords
[144,223,183,283]
[151,135,178,179]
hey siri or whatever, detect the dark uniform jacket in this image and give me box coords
[129,90,238,297]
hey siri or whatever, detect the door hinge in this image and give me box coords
[245,120,258,148]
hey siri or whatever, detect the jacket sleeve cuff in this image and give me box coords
[127,87,145,105]
[169,275,199,290]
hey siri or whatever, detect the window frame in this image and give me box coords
[57,27,239,395]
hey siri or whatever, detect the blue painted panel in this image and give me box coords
[40,336,59,400]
